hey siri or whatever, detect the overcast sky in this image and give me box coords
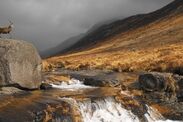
[0,0,173,52]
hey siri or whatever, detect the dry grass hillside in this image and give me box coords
[44,0,183,74]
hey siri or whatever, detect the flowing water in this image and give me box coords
[51,78,94,90]
[52,78,180,122]
[61,97,139,122]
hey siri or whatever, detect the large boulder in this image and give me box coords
[0,39,42,89]
[139,73,166,92]
[138,72,177,93]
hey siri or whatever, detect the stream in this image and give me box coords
[51,78,179,122]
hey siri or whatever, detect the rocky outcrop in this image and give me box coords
[0,39,42,89]
[138,72,183,102]
[139,72,177,93]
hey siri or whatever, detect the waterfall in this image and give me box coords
[77,97,140,122]
[53,78,179,122]
[61,97,140,122]
[61,97,180,122]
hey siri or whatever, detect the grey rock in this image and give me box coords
[0,39,42,89]
[0,87,23,95]
[40,83,52,90]
[139,73,166,92]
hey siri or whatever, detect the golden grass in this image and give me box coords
[43,14,183,73]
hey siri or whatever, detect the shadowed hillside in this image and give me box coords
[44,0,183,74]
[62,0,182,53]
[41,33,85,58]
[41,19,118,58]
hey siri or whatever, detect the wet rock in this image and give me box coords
[139,72,179,103]
[139,72,177,93]
[42,70,183,121]
[40,83,52,90]
[83,76,120,87]
[0,87,23,95]
[116,92,148,122]
[0,39,42,89]
[44,69,121,87]
[139,73,166,92]
[36,101,81,122]
[157,102,183,120]
[84,77,105,87]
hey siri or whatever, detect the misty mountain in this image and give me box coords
[62,0,183,54]
[45,0,183,73]
[41,34,84,58]
[41,19,117,58]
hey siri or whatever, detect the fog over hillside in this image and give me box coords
[0,0,173,52]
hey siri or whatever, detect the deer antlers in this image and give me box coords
[0,20,14,38]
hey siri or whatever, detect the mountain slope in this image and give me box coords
[63,0,182,53]
[41,19,116,58]
[41,34,84,58]
[44,0,183,74]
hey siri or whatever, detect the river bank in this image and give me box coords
[0,69,182,121]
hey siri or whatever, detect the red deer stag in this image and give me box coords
[0,21,14,38]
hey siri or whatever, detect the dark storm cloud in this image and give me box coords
[0,0,173,52]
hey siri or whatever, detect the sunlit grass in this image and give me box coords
[43,14,183,73]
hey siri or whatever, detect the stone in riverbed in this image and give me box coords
[138,72,177,92]
[40,83,52,90]
[83,76,120,87]
[138,72,179,102]
[139,73,166,92]
[0,39,42,89]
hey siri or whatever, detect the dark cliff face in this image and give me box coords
[62,0,183,54]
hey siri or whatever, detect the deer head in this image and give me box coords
[0,20,14,38]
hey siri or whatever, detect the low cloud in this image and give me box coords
[0,0,173,52]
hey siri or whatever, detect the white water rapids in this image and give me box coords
[51,78,93,90]
[52,78,180,122]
